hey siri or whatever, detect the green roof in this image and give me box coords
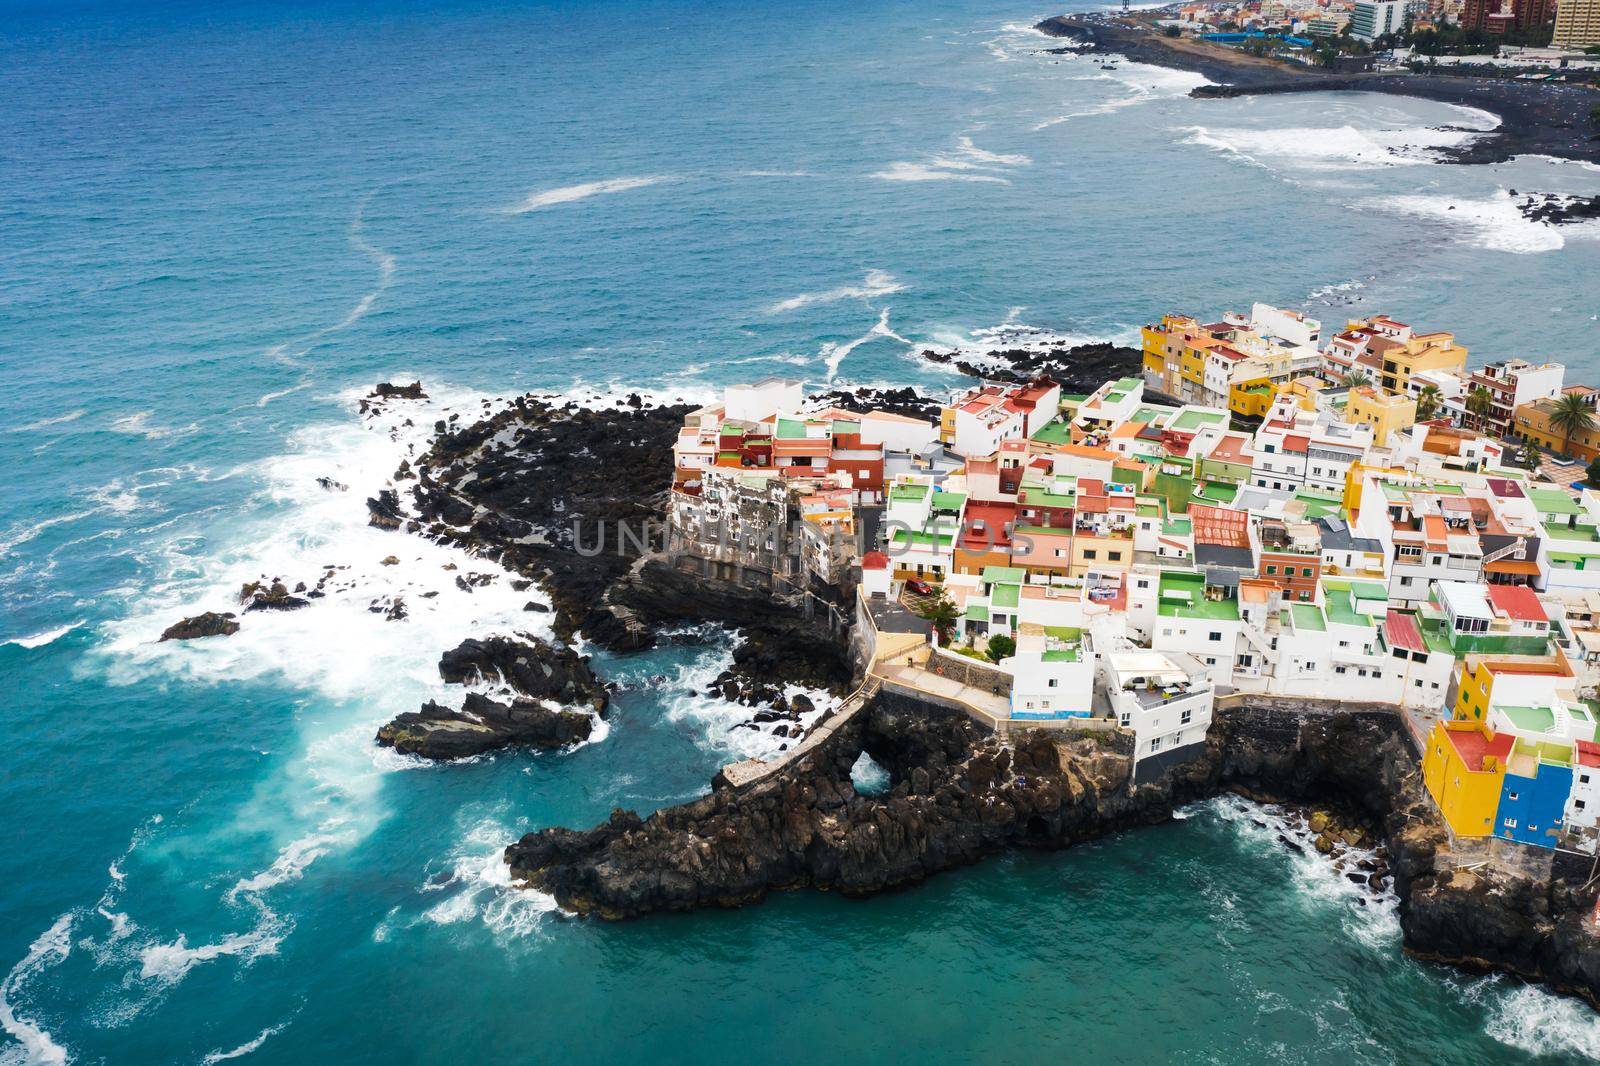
[890,529,952,548]
[1530,488,1580,516]
[831,419,860,435]
[1131,407,1164,423]
[890,483,931,503]
[1044,625,1083,641]
[1197,481,1240,503]
[1114,377,1141,390]
[1030,419,1075,446]
[930,490,966,511]
[1543,521,1599,543]
[1291,604,1327,632]
[964,605,989,622]
[1157,571,1239,621]
[776,418,806,439]
[1062,394,1089,404]
[983,565,1026,584]
[1042,648,1080,663]
[1163,518,1192,536]
[992,583,1021,609]
[1172,409,1226,432]
[1500,705,1557,735]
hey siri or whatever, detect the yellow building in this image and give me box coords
[1515,389,1600,462]
[1422,720,1512,839]
[1345,385,1416,445]
[1228,377,1277,422]
[1554,0,1600,48]
[1378,329,1467,395]
[1282,376,1325,412]
[1451,657,1573,725]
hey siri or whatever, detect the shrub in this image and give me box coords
[986,634,1016,662]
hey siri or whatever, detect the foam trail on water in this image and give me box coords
[266,193,397,367]
[0,622,81,650]
[871,135,1030,185]
[200,1019,292,1065]
[821,308,915,381]
[8,410,85,433]
[506,176,670,214]
[420,818,560,940]
[0,914,74,1066]
[1363,191,1597,254]
[766,270,907,314]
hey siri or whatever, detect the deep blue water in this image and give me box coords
[5,1,1600,1062]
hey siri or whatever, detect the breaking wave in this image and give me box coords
[506,176,671,214]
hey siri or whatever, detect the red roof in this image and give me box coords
[1385,610,1425,655]
[1488,584,1546,624]
[1445,726,1515,773]
[1577,740,1600,769]
[1282,434,1309,453]
[863,551,889,571]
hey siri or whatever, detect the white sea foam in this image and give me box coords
[1180,110,1496,172]
[506,176,670,214]
[1478,980,1600,1058]
[421,818,560,940]
[0,622,81,650]
[8,410,86,434]
[869,162,1008,184]
[1193,794,1400,952]
[871,135,1030,185]
[0,914,73,1066]
[766,270,907,314]
[740,169,816,178]
[1363,192,1600,254]
[820,308,916,382]
[0,510,98,556]
[200,1019,292,1065]
[228,823,356,899]
[659,636,836,761]
[137,919,284,985]
[107,411,200,440]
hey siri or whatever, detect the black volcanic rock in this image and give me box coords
[159,611,240,641]
[437,635,608,710]
[922,340,1155,397]
[376,692,593,760]
[239,579,310,612]
[1516,192,1600,226]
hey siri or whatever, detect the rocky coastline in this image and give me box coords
[1036,14,1600,167]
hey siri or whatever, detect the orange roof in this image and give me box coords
[1485,558,1541,577]
[1189,503,1250,548]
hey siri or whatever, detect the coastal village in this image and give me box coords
[667,305,1600,869]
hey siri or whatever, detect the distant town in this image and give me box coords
[668,306,1600,863]
[1139,0,1599,70]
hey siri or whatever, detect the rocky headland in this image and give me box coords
[1036,14,1600,166]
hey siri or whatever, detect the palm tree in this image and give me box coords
[1465,386,1494,428]
[1340,371,1371,388]
[1415,384,1442,422]
[1550,392,1597,458]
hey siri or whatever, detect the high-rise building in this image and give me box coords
[1461,0,1555,33]
[1351,0,1406,39]
[1554,0,1600,46]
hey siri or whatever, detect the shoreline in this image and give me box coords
[1037,14,1600,167]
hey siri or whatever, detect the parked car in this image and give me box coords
[905,579,935,596]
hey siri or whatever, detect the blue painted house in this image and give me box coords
[1495,739,1575,848]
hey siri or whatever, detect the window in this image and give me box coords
[1083,549,1097,560]
[1503,818,1517,830]
[1266,565,1278,575]
[1047,679,1058,688]
[1120,712,1131,727]
[1108,551,1122,562]
[1335,666,1347,675]
[1302,567,1314,577]
[1209,631,1222,642]
[1578,800,1588,811]
[1205,656,1217,666]
[1508,792,1519,802]
[1137,580,1149,590]
[1150,736,1163,753]
[1180,708,1192,725]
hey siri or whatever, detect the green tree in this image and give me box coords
[1340,371,1371,388]
[1550,392,1597,459]
[1163,24,1182,38]
[922,595,959,646]
[1465,386,1495,426]
[986,633,1016,662]
[1415,384,1443,422]
[1585,455,1600,486]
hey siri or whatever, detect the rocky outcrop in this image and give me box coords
[1515,191,1600,226]
[239,579,310,612]
[507,702,1184,916]
[437,635,609,711]
[504,702,1420,920]
[159,611,240,641]
[376,692,593,760]
[805,385,942,421]
[375,635,608,760]
[359,381,428,415]
[1404,864,1600,1009]
[922,340,1150,395]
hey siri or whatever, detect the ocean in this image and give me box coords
[4,0,1600,1061]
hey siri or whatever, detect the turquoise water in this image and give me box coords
[5,0,1600,1061]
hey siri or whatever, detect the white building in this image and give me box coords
[724,377,802,423]
[1100,650,1215,784]
[1005,624,1096,721]
[1351,0,1405,41]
